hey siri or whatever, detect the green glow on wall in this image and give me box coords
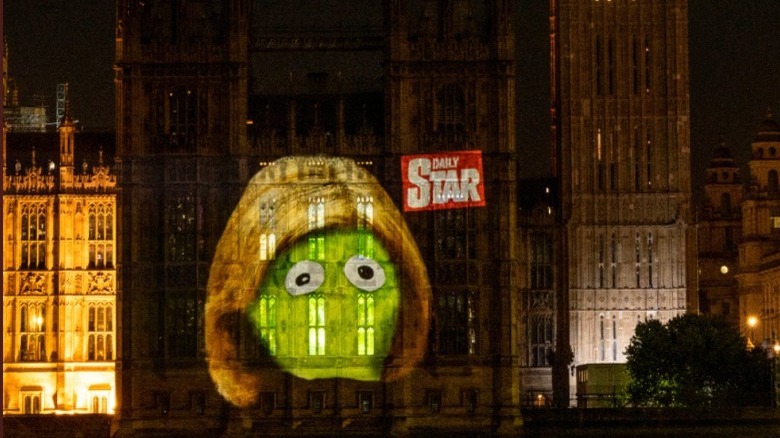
[247,230,399,381]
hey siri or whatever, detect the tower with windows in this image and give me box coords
[386,0,522,431]
[552,0,695,398]
[114,0,250,429]
[3,111,117,414]
[736,111,780,343]
[698,141,742,325]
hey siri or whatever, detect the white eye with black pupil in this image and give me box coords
[344,256,385,292]
[285,261,325,296]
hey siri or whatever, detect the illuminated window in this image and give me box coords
[166,194,199,262]
[612,315,618,362]
[256,295,277,356]
[356,196,374,258]
[21,391,42,414]
[20,203,47,269]
[88,203,114,268]
[357,293,375,356]
[436,83,465,132]
[259,200,276,261]
[87,305,114,361]
[308,294,326,355]
[91,395,109,414]
[19,303,46,361]
[436,290,477,355]
[530,314,553,367]
[308,197,326,261]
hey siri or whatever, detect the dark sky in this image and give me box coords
[5,1,780,187]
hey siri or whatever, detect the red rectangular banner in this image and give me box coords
[401,150,486,212]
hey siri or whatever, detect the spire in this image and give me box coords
[59,88,76,187]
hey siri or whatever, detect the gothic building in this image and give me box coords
[114,0,522,435]
[552,0,696,395]
[2,115,117,414]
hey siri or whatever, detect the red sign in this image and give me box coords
[401,150,486,212]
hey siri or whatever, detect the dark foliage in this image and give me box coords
[625,314,772,407]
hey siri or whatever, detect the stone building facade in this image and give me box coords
[2,117,117,414]
[552,0,696,395]
[114,0,522,435]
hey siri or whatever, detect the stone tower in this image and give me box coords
[113,0,250,432]
[385,0,522,432]
[698,140,741,326]
[552,0,695,394]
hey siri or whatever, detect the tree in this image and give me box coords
[625,314,771,407]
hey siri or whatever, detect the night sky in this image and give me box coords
[5,1,780,188]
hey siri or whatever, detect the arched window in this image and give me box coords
[357,293,375,356]
[308,294,326,355]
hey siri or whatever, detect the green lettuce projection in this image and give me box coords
[206,156,430,408]
[246,230,399,381]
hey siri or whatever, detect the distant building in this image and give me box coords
[736,111,780,346]
[2,114,117,414]
[3,42,48,133]
[697,140,742,326]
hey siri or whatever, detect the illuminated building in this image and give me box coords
[697,140,741,326]
[736,111,780,345]
[552,0,696,400]
[115,0,522,435]
[2,112,117,414]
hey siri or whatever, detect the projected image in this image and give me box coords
[246,229,400,381]
[206,156,430,407]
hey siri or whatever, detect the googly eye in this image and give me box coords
[343,256,385,292]
[285,260,325,296]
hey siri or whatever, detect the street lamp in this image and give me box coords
[747,316,759,349]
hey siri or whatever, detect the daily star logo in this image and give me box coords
[401,150,486,212]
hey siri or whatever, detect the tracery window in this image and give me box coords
[166,193,199,262]
[87,305,114,361]
[356,196,374,259]
[254,295,277,356]
[167,86,198,152]
[436,289,476,355]
[308,294,326,355]
[259,200,276,261]
[435,209,475,260]
[308,197,326,261]
[167,295,203,358]
[357,293,375,356]
[19,303,46,361]
[20,203,47,269]
[88,203,114,269]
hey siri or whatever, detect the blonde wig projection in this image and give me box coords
[206,156,431,407]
